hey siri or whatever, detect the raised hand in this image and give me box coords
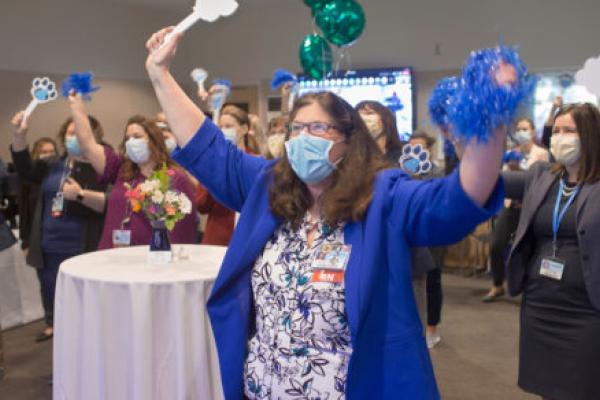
[145,27,182,78]
[11,111,28,137]
[67,90,88,117]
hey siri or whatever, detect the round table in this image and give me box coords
[53,245,226,400]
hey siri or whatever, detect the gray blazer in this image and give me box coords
[505,162,600,310]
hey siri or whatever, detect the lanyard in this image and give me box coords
[552,179,579,256]
[57,158,72,194]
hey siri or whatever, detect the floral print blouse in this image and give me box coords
[243,214,352,399]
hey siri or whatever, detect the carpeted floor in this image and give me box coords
[0,273,536,399]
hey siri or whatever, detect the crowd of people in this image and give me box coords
[0,26,599,400]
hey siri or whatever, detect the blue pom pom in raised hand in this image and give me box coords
[429,76,460,129]
[271,69,297,90]
[61,72,100,101]
[502,150,524,164]
[212,79,232,89]
[448,45,536,142]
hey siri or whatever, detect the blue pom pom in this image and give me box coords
[429,76,460,129]
[271,69,297,90]
[212,79,232,89]
[448,45,537,142]
[61,72,100,101]
[502,150,524,164]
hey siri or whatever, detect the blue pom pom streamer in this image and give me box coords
[429,76,460,129]
[212,79,232,89]
[502,150,524,164]
[61,72,100,101]
[271,69,297,90]
[448,45,537,142]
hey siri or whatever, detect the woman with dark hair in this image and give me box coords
[505,103,600,400]
[67,96,197,249]
[145,28,507,399]
[10,112,108,341]
[18,137,58,253]
[484,116,549,302]
[356,100,405,162]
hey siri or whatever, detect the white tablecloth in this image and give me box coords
[0,230,44,330]
[53,245,226,400]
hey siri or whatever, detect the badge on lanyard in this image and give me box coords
[540,179,579,281]
[51,192,64,218]
[311,243,351,284]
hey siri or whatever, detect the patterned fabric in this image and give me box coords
[244,214,352,399]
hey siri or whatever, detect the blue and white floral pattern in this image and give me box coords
[243,214,352,400]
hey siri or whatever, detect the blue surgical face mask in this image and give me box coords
[221,127,238,143]
[284,133,344,184]
[164,138,177,154]
[65,136,81,157]
[125,137,150,164]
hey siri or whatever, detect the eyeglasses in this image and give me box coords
[289,121,338,137]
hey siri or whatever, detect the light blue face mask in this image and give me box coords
[65,136,81,157]
[285,133,343,184]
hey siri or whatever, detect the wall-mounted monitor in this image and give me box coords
[297,67,414,141]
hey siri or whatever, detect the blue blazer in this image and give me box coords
[174,119,504,400]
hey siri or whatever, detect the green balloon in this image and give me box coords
[316,0,365,47]
[303,0,333,15]
[299,33,333,80]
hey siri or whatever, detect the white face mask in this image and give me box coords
[513,129,531,145]
[125,137,151,164]
[267,134,286,157]
[550,135,581,166]
[361,114,384,139]
[164,138,177,154]
[221,127,238,143]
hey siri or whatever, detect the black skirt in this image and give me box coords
[519,182,600,400]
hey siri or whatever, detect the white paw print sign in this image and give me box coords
[399,144,433,176]
[161,0,239,48]
[24,77,58,119]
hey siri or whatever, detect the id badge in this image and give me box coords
[311,243,351,284]
[540,256,565,281]
[112,229,132,247]
[51,192,64,218]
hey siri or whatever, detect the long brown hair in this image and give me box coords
[356,100,404,156]
[118,115,176,181]
[269,92,390,228]
[221,105,260,154]
[551,103,600,184]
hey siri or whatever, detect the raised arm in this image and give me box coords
[144,28,267,211]
[459,127,506,207]
[67,93,106,174]
[145,27,206,148]
[11,111,29,152]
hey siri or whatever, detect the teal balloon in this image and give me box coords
[303,0,332,15]
[315,0,365,47]
[299,33,333,80]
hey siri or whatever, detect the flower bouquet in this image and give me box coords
[125,164,192,263]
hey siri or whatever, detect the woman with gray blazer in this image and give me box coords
[504,103,600,400]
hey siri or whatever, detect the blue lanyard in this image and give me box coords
[552,179,579,256]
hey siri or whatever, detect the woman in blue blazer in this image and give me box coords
[145,29,506,399]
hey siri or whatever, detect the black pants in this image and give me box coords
[426,246,445,327]
[37,252,75,327]
[489,207,521,287]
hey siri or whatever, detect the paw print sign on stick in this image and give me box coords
[23,77,58,119]
[161,0,239,48]
[399,143,433,176]
[191,68,209,100]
